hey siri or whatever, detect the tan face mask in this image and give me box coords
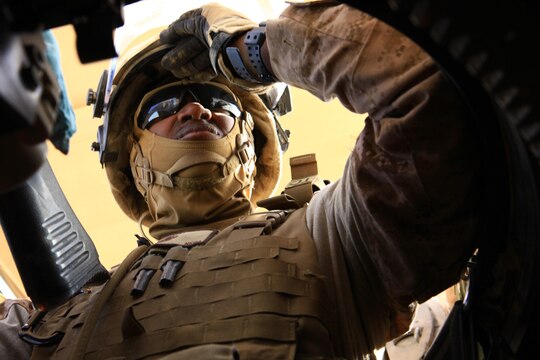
[130,115,257,239]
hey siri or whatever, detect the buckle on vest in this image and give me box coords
[234,211,290,235]
[19,330,65,346]
[283,153,329,206]
[234,220,274,235]
[19,310,65,346]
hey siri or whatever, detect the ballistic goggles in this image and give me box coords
[135,83,242,130]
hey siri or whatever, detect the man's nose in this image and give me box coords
[178,102,212,121]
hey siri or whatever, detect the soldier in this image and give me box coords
[4,2,480,359]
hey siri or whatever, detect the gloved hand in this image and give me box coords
[160,3,257,82]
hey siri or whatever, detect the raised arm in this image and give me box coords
[160,1,480,350]
[266,3,479,303]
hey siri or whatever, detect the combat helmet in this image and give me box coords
[87,31,291,224]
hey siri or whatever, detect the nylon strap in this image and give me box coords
[159,246,189,264]
[19,314,72,345]
[155,236,297,273]
[138,292,329,333]
[99,259,320,315]
[91,292,329,347]
[179,257,296,283]
[171,273,322,306]
[187,236,298,259]
[86,314,296,360]
[132,254,162,276]
[257,194,300,210]
[184,247,280,272]
[99,272,326,320]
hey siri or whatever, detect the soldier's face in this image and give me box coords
[147,100,235,141]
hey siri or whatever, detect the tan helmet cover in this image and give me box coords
[102,40,281,224]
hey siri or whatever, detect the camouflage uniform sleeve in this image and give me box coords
[0,297,34,359]
[267,3,479,304]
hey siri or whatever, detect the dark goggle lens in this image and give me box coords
[144,97,181,125]
[137,84,241,129]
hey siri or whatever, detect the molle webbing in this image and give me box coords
[85,315,297,360]
[21,291,95,346]
[98,273,331,331]
[31,208,337,359]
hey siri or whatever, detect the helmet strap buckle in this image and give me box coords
[236,133,256,176]
[132,143,154,197]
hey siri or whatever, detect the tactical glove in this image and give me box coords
[160,3,256,82]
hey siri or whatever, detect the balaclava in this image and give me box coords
[129,81,257,238]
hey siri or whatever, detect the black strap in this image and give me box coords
[225,26,274,84]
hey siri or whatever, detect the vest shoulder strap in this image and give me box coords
[257,153,329,210]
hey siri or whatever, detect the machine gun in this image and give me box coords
[0,0,140,309]
[0,160,108,310]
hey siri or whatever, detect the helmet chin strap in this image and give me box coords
[235,110,257,178]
